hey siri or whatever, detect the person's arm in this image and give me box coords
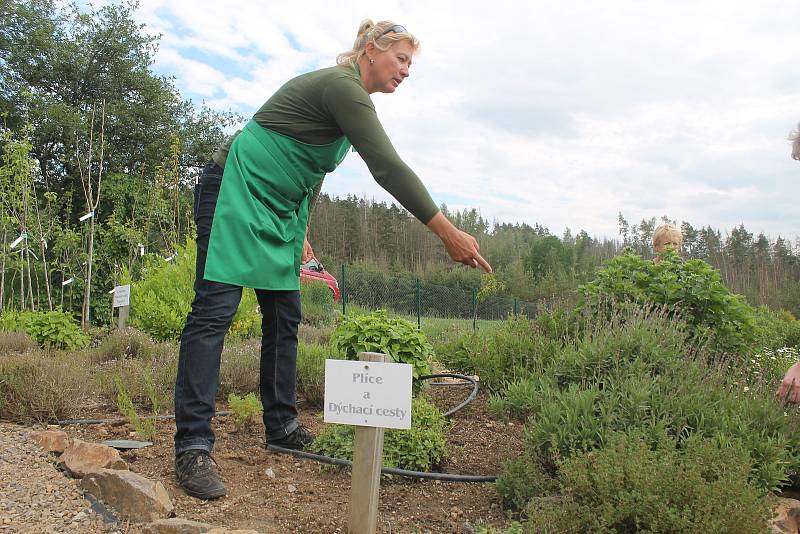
[323,77,439,224]
[426,212,491,272]
[777,361,800,403]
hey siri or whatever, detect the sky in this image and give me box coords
[99,0,800,240]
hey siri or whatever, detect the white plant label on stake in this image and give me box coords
[79,211,94,222]
[9,233,26,249]
[112,284,130,308]
[324,359,412,429]
[62,278,74,286]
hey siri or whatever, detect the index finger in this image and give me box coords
[475,252,492,273]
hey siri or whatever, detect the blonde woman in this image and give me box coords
[174,20,492,499]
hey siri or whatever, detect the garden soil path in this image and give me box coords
[4,386,525,533]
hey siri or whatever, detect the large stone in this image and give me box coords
[140,519,260,534]
[772,497,800,533]
[81,468,174,523]
[59,438,128,477]
[29,429,71,454]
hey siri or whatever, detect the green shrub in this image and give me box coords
[491,305,800,499]
[0,310,88,351]
[752,305,800,351]
[130,240,259,341]
[310,396,450,472]
[523,433,770,534]
[89,327,156,363]
[0,351,90,422]
[297,341,343,407]
[578,249,755,354]
[301,280,337,326]
[24,310,89,351]
[436,314,564,393]
[115,376,156,440]
[0,310,33,332]
[227,392,263,430]
[331,310,433,380]
[496,456,559,510]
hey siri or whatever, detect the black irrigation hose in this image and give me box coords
[57,411,231,426]
[417,373,479,417]
[267,445,497,483]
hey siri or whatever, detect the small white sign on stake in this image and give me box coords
[324,359,412,429]
[112,284,131,308]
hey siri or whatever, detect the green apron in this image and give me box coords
[204,120,351,289]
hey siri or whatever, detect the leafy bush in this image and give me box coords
[25,310,89,350]
[523,433,770,534]
[331,310,433,380]
[0,309,88,350]
[0,351,90,422]
[310,396,450,472]
[227,392,263,430]
[578,249,755,354]
[130,240,259,341]
[0,310,33,332]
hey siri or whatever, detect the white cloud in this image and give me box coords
[121,0,800,239]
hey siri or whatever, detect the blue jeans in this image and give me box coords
[174,161,302,455]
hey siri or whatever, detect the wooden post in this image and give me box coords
[117,305,129,329]
[349,351,387,534]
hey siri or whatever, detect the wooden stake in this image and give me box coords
[349,352,387,534]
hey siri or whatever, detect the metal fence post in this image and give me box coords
[472,288,477,332]
[416,279,421,330]
[341,264,347,316]
[514,298,518,317]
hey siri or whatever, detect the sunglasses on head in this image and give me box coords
[379,25,407,37]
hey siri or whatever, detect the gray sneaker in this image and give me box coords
[175,450,226,499]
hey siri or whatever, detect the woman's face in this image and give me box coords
[364,40,414,94]
[654,238,681,254]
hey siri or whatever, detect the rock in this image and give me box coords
[141,518,220,533]
[59,439,128,478]
[29,430,72,454]
[287,484,297,493]
[264,467,275,479]
[81,468,173,523]
[772,497,800,533]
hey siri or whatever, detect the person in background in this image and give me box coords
[652,223,683,262]
[776,124,800,402]
[173,19,492,500]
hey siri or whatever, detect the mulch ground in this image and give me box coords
[58,383,525,533]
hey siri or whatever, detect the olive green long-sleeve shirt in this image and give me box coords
[212,64,439,224]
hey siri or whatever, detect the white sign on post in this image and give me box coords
[324,359,412,429]
[112,284,131,308]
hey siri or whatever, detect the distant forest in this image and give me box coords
[2,0,799,324]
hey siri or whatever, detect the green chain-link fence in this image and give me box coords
[337,264,538,330]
